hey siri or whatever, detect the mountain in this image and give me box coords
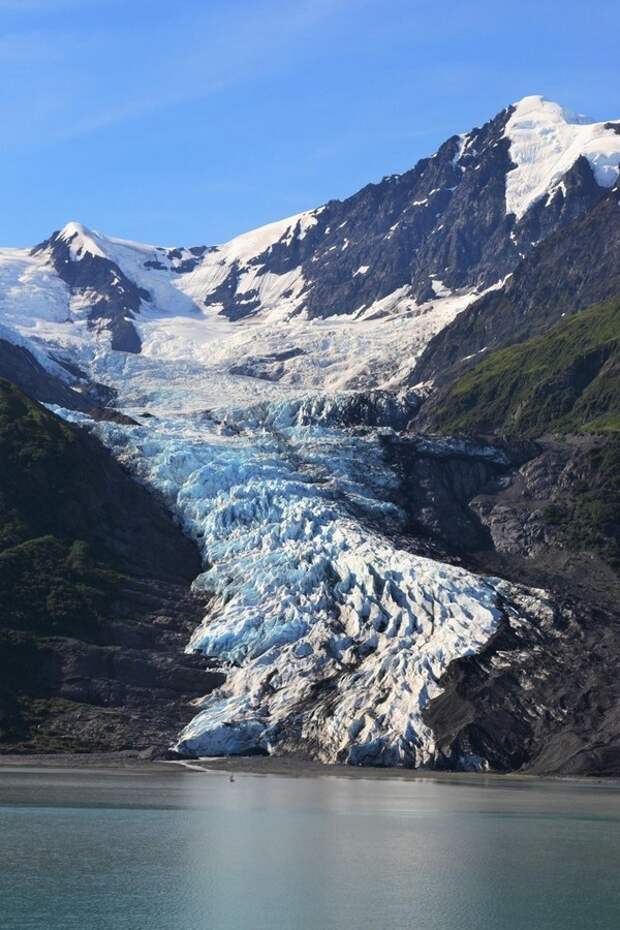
[1,95,620,772]
[0,95,618,406]
[0,379,223,752]
[416,297,620,775]
[168,95,618,323]
[412,175,620,387]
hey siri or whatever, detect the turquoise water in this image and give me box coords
[0,767,619,930]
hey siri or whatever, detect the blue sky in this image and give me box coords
[1,0,618,246]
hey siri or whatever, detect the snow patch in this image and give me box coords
[505,95,620,219]
[430,277,451,298]
[58,221,107,260]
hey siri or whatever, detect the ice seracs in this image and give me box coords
[72,398,542,767]
[1,93,612,766]
[504,95,620,219]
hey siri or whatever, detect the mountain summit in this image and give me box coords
[0,96,619,774]
[0,95,615,369]
[504,95,620,218]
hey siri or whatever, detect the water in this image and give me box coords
[1,767,619,930]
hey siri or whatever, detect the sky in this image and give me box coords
[0,0,618,247]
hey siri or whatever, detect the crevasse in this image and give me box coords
[75,395,526,767]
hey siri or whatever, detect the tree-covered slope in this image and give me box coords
[0,380,222,752]
[0,378,201,627]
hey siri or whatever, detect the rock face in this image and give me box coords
[0,338,98,412]
[425,586,620,776]
[412,179,620,386]
[205,107,520,321]
[470,437,620,573]
[0,94,619,773]
[0,381,223,754]
[1,579,225,754]
[382,434,515,553]
[32,222,149,353]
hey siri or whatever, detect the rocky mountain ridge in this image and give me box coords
[413,176,620,387]
[0,95,617,399]
[1,94,619,773]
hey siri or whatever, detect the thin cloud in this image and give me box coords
[0,0,360,146]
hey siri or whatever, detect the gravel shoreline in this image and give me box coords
[1,751,619,787]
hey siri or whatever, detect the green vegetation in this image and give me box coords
[0,381,125,637]
[543,438,620,569]
[0,380,205,749]
[0,536,119,635]
[432,297,620,570]
[433,296,620,438]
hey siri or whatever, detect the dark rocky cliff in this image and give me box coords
[0,381,223,754]
[404,294,620,775]
[412,180,620,387]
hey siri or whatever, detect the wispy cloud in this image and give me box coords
[0,0,359,147]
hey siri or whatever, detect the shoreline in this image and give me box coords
[1,751,619,788]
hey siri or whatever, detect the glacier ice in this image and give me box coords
[1,208,548,768]
[66,393,542,768]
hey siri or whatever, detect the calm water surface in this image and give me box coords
[0,766,619,930]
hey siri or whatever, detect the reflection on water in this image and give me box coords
[0,767,619,930]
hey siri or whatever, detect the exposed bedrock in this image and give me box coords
[425,586,620,776]
[0,339,112,413]
[387,431,620,775]
[0,383,223,755]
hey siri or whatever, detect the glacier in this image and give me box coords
[5,94,610,765]
[55,389,548,768]
[0,224,551,766]
[0,226,548,768]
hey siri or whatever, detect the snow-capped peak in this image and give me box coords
[511,94,593,127]
[214,208,323,266]
[57,221,108,260]
[504,95,620,219]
